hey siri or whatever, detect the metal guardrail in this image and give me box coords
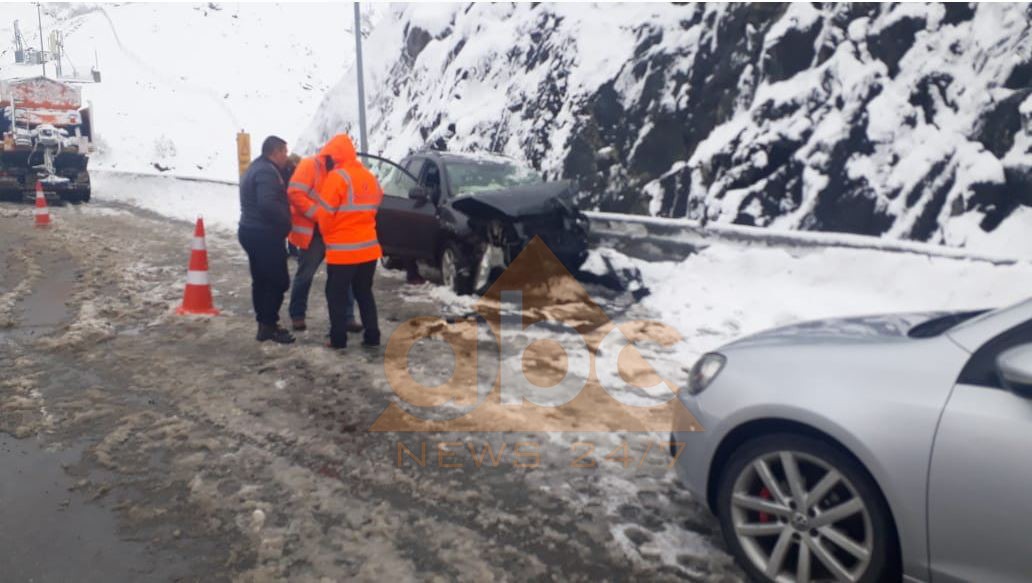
[586,211,1023,266]
[92,168,240,186]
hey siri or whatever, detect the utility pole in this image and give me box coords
[353,2,368,153]
[36,3,45,77]
[13,20,26,63]
[50,30,63,78]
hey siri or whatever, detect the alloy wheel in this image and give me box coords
[730,450,874,582]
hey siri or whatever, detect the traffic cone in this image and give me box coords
[34,183,50,228]
[176,217,220,316]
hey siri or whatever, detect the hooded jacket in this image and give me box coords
[311,135,384,265]
[287,154,328,249]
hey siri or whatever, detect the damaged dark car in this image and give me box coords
[361,150,590,294]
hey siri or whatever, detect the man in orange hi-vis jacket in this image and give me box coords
[311,134,383,350]
[286,148,359,333]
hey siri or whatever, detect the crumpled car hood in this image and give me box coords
[451,181,575,218]
[724,311,952,350]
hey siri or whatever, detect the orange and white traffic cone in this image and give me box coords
[34,183,50,228]
[176,217,220,316]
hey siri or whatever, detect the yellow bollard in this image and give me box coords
[236,131,251,177]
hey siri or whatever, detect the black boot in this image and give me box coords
[257,323,295,344]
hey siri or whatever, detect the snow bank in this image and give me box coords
[92,171,238,232]
[635,244,1032,360]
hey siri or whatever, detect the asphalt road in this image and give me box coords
[0,200,741,582]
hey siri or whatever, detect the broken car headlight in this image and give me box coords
[687,353,726,395]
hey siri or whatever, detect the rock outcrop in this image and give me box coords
[302,3,1032,248]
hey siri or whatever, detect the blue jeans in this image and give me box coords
[288,229,354,321]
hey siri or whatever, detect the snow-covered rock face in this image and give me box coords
[302,3,1032,248]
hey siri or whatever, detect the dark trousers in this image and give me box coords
[326,261,379,348]
[288,229,357,321]
[238,227,289,326]
[405,259,420,282]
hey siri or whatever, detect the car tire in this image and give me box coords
[716,433,897,583]
[440,242,473,295]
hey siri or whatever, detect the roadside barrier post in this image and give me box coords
[237,131,251,178]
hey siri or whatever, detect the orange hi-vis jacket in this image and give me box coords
[311,135,384,265]
[286,155,329,249]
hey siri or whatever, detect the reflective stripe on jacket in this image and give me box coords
[313,135,383,265]
[286,156,325,249]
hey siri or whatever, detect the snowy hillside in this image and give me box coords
[1,2,374,181]
[302,3,1032,252]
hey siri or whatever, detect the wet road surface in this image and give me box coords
[0,201,741,582]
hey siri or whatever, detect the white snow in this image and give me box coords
[690,3,1031,249]
[942,206,1032,256]
[296,3,1030,256]
[633,243,1032,369]
[1,3,382,180]
[3,3,1020,259]
[763,2,821,49]
[92,171,239,231]
[5,5,1032,577]
[300,2,699,169]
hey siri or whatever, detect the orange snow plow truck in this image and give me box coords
[0,76,93,204]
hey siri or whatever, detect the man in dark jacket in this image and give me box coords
[238,135,295,344]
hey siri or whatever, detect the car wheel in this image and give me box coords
[440,242,473,295]
[716,433,896,583]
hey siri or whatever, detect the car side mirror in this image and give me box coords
[996,344,1032,396]
[408,186,429,203]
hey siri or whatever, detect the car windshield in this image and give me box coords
[907,310,991,338]
[446,160,543,195]
[946,296,1032,336]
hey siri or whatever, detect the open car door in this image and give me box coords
[359,153,438,260]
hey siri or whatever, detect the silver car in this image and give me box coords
[672,298,1032,583]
